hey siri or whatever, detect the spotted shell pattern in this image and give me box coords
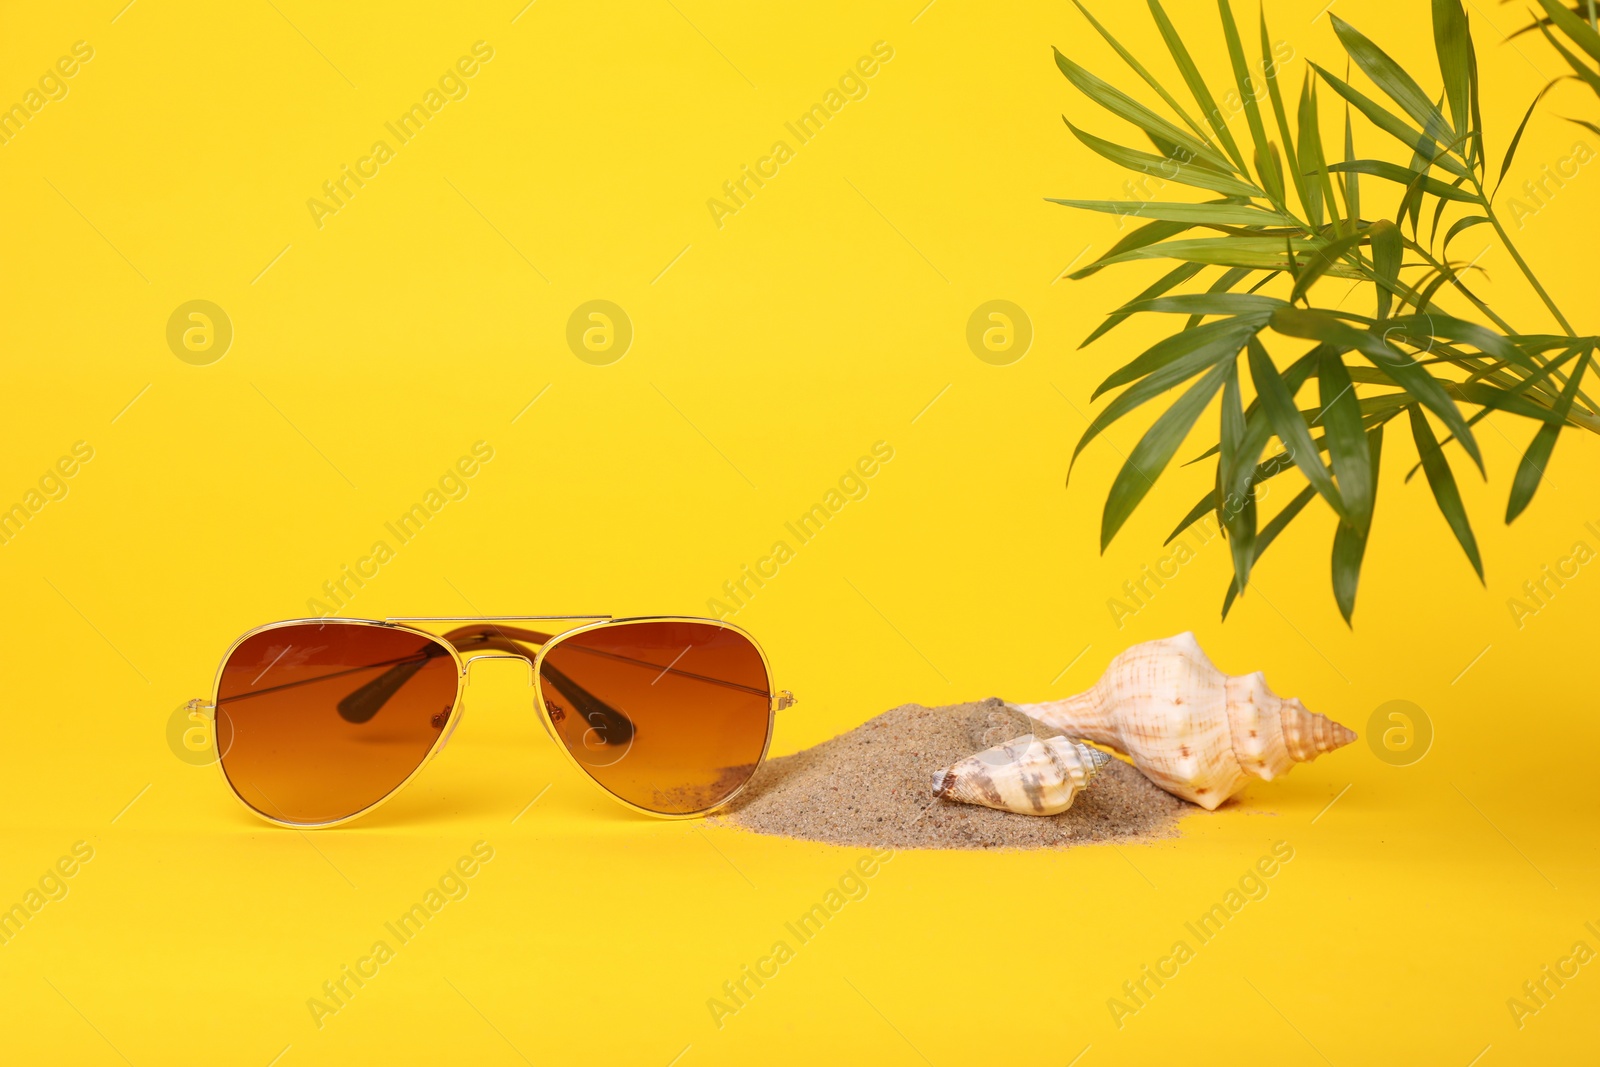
[931,735,1112,816]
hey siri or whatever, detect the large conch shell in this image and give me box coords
[1013,633,1356,810]
[932,735,1111,815]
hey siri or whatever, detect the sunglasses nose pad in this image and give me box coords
[431,704,463,755]
[532,694,558,741]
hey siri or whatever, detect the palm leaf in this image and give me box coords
[1298,77,1332,228]
[1316,348,1375,531]
[1441,214,1490,256]
[1219,362,1261,585]
[1534,18,1600,97]
[1081,262,1206,346]
[1331,16,1459,153]
[1063,120,1262,197]
[1312,62,1472,179]
[1186,265,1261,328]
[1069,217,1195,279]
[1054,49,1234,172]
[1324,160,1479,202]
[1331,425,1384,624]
[1408,404,1484,578]
[1370,219,1403,319]
[1098,236,1350,270]
[1081,260,1203,343]
[1092,314,1269,399]
[1496,79,1564,194]
[1047,199,1296,226]
[1070,320,1257,473]
[1343,100,1362,225]
[1433,0,1476,143]
[1248,341,1349,517]
[1070,0,1222,148]
[1146,0,1248,171]
[1261,9,1312,216]
[1507,350,1595,520]
[1268,306,1485,472]
[1222,484,1317,617]
[1101,361,1237,550]
[1124,292,1287,316]
[1535,0,1600,65]
[1290,229,1370,304]
[1218,0,1278,201]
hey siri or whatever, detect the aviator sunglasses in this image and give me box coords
[184,615,796,827]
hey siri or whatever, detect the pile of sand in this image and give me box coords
[717,698,1186,850]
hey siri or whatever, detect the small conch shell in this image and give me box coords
[932,735,1112,816]
[1012,632,1356,810]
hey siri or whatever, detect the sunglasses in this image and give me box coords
[183,615,795,827]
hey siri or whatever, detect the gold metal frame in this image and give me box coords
[187,614,794,829]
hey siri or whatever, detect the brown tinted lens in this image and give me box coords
[537,621,771,815]
[216,623,460,824]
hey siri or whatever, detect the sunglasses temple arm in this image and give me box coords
[336,644,452,723]
[537,661,634,745]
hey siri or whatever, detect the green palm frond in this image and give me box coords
[1055,0,1600,624]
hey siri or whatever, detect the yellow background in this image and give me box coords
[2,0,1597,1062]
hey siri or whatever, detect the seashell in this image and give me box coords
[932,734,1111,816]
[1011,632,1356,811]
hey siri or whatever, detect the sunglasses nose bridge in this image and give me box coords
[454,652,565,744]
[431,653,541,759]
[460,653,534,685]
